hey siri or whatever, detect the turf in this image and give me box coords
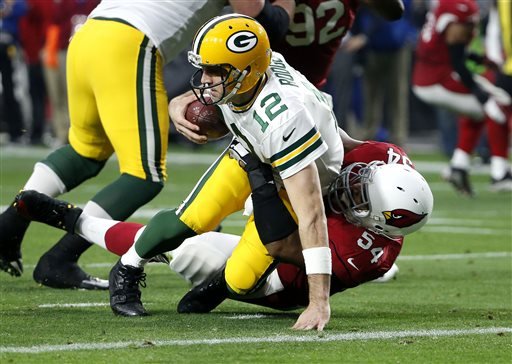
[0,144,511,363]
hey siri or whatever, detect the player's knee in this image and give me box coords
[42,145,106,190]
[225,261,258,295]
[170,238,227,287]
[224,254,273,295]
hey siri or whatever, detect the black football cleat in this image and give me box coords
[0,205,30,277]
[489,171,512,192]
[148,253,171,265]
[109,260,148,317]
[177,268,228,313]
[33,252,108,290]
[14,190,83,233]
[443,167,474,197]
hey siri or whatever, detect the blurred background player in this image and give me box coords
[0,0,27,144]
[0,0,295,289]
[18,0,47,146]
[412,0,511,196]
[42,0,100,146]
[348,0,416,147]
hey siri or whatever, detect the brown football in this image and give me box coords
[185,100,229,140]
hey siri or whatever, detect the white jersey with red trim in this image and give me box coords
[219,52,344,194]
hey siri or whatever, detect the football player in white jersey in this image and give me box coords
[99,14,342,331]
[0,0,294,289]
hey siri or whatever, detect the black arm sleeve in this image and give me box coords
[250,181,298,244]
[448,43,489,104]
[245,163,297,244]
[255,0,290,45]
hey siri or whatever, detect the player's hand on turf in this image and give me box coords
[169,91,208,144]
[293,300,331,332]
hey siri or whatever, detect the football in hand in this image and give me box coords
[185,100,229,140]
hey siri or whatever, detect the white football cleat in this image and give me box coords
[372,263,399,283]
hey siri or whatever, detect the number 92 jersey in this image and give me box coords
[275,0,360,87]
[218,52,344,195]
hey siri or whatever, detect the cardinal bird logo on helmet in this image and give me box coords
[382,209,428,228]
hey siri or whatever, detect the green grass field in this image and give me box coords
[0,143,511,363]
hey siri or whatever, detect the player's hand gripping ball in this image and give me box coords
[185,100,229,140]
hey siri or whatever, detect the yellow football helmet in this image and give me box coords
[188,14,272,105]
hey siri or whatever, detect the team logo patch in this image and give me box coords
[382,209,427,228]
[227,31,258,53]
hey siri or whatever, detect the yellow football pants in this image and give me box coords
[178,151,297,294]
[67,18,169,182]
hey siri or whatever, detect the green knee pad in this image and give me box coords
[42,145,106,191]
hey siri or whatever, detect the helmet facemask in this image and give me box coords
[328,161,433,238]
[327,162,379,225]
[188,52,248,105]
[187,14,272,106]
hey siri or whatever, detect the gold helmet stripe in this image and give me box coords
[192,13,255,57]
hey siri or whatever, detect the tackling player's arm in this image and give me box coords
[282,162,331,331]
[360,0,404,21]
[445,21,489,104]
[338,128,363,153]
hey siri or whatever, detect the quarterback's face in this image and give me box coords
[200,65,230,102]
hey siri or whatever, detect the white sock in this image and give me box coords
[75,214,118,250]
[82,200,113,219]
[451,149,471,170]
[490,156,510,180]
[23,162,67,197]
[121,244,148,268]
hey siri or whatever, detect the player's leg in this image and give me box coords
[178,186,298,314]
[388,47,410,147]
[486,116,512,191]
[361,51,385,141]
[33,19,169,289]
[444,115,485,197]
[488,71,512,191]
[0,21,107,279]
[169,232,239,287]
[111,152,251,316]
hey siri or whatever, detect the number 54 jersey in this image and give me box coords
[218,51,344,194]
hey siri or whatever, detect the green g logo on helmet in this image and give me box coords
[227,31,258,53]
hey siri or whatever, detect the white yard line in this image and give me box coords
[0,327,509,354]
[38,303,109,308]
[422,226,511,235]
[397,251,511,260]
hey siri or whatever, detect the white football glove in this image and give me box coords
[474,74,511,106]
[484,97,507,124]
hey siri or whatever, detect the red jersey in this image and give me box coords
[47,0,100,50]
[273,0,359,88]
[19,0,52,64]
[412,0,479,89]
[343,141,413,168]
[245,142,410,310]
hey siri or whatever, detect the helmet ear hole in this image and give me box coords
[374,225,384,232]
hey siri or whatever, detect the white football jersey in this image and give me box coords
[219,52,344,195]
[88,0,225,64]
